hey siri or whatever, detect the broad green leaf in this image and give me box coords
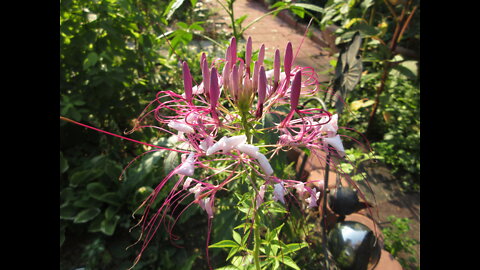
[164,150,179,175]
[86,182,107,200]
[209,240,239,248]
[100,215,120,236]
[73,207,101,223]
[60,204,77,220]
[83,52,98,70]
[69,170,91,187]
[104,205,119,220]
[87,215,103,233]
[96,192,122,206]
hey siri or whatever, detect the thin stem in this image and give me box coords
[227,0,239,39]
[321,151,332,269]
[253,209,261,270]
[240,6,289,37]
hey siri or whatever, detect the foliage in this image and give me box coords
[60,0,211,268]
[382,215,419,269]
[61,0,420,269]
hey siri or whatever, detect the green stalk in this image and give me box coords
[240,108,260,269]
[253,207,261,270]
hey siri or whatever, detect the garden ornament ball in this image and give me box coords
[327,221,381,270]
[329,186,361,216]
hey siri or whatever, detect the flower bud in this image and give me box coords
[245,36,252,75]
[182,61,193,103]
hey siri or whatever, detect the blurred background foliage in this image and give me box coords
[60,0,419,269]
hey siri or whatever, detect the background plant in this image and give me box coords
[381,215,419,269]
[60,0,214,268]
[266,0,420,191]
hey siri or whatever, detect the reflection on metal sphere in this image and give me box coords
[327,221,381,270]
[329,187,360,216]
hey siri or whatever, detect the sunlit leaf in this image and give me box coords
[73,207,101,223]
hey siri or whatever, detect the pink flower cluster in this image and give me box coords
[127,36,354,266]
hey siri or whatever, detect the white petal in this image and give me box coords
[256,184,266,209]
[294,183,306,198]
[177,152,195,176]
[273,182,285,204]
[200,136,214,152]
[183,177,194,190]
[323,135,345,157]
[206,136,228,156]
[224,135,247,152]
[168,119,195,134]
[203,197,214,218]
[257,153,274,176]
[235,143,260,158]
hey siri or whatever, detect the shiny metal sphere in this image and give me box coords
[327,221,381,270]
[329,187,360,216]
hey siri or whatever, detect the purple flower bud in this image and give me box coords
[273,49,281,91]
[284,42,293,79]
[230,37,237,68]
[202,57,210,99]
[222,61,231,92]
[290,71,302,111]
[182,61,193,103]
[210,67,220,110]
[256,66,266,118]
[245,36,252,75]
[252,61,260,92]
[238,61,244,85]
[258,44,265,66]
[231,64,239,98]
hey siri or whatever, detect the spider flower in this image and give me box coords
[114,36,367,269]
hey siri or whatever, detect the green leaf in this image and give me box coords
[69,170,91,187]
[216,266,240,270]
[279,256,300,270]
[83,52,98,70]
[96,192,122,206]
[60,152,69,174]
[73,207,101,223]
[282,242,308,255]
[291,3,324,13]
[290,6,305,18]
[350,99,375,111]
[100,215,120,236]
[232,230,242,244]
[234,15,248,28]
[164,0,186,21]
[60,227,66,247]
[209,240,240,249]
[86,182,107,200]
[164,150,180,175]
[60,204,77,220]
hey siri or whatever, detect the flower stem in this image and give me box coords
[253,208,261,270]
